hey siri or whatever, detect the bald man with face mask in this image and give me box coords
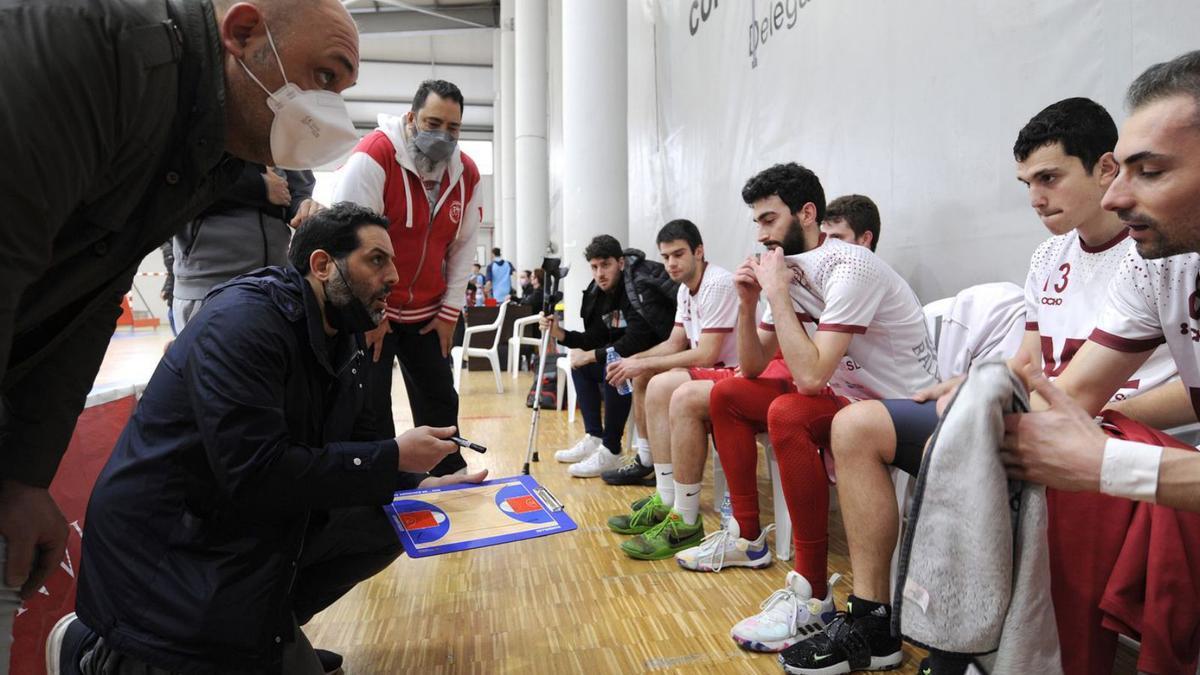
[0,0,360,671]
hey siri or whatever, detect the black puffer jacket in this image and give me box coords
[620,247,678,340]
[77,266,423,674]
[0,0,244,487]
[558,248,679,363]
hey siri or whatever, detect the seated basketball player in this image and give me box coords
[662,193,883,569]
[999,54,1200,675]
[603,220,742,559]
[697,163,937,656]
[781,97,1181,675]
[819,194,881,251]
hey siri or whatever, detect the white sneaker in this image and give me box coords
[729,571,841,653]
[568,446,622,477]
[555,435,601,463]
[676,520,775,572]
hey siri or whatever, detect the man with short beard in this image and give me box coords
[60,203,486,674]
[681,166,868,588]
[688,163,933,660]
[334,79,483,477]
[0,0,361,667]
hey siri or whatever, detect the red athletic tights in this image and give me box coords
[710,375,847,598]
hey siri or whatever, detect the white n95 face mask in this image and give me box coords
[238,23,359,170]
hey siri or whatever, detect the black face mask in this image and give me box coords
[323,263,380,334]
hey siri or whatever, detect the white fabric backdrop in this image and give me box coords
[626,0,1200,301]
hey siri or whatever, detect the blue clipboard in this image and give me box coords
[385,474,576,558]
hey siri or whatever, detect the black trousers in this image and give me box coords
[293,506,404,625]
[367,319,465,476]
[78,507,403,675]
[571,361,632,453]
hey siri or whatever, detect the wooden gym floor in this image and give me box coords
[304,366,927,674]
[96,332,1140,674]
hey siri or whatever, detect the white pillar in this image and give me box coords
[513,0,548,275]
[491,25,503,251]
[561,0,627,329]
[500,0,517,262]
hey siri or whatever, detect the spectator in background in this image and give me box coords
[170,165,319,331]
[481,281,498,307]
[487,247,515,302]
[470,262,486,289]
[334,79,484,477]
[519,268,546,310]
[519,269,534,298]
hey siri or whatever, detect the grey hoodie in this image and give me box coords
[172,163,315,301]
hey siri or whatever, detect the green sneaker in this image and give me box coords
[607,493,669,534]
[621,511,705,560]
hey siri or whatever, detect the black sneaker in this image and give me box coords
[601,455,655,486]
[779,610,902,674]
[45,613,97,675]
[316,648,345,675]
[917,652,972,675]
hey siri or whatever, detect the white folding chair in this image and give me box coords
[710,434,792,561]
[451,301,509,394]
[507,313,542,378]
[555,355,577,424]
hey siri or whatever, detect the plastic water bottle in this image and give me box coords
[606,347,633,395]
[719,491,733,530]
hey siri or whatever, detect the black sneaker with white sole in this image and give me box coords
[45,613,97,675]
[779,611,902,674]
[601,455,655,486]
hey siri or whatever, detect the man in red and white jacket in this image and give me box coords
[333,79,482,475]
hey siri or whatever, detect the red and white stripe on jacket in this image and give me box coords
[332,114,483,325]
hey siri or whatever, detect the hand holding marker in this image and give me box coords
[450,435,487,454]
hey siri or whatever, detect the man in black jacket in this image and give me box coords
[539,235,678,482]
[0,0,361,646]
[59,204,484,674]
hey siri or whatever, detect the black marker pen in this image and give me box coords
[450,436,487,453]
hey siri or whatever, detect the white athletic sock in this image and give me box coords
[655,463,675,507]
[635,439,652,465]
[674,481,703,525]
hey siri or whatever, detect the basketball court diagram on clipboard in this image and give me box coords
[385,474,576,558]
